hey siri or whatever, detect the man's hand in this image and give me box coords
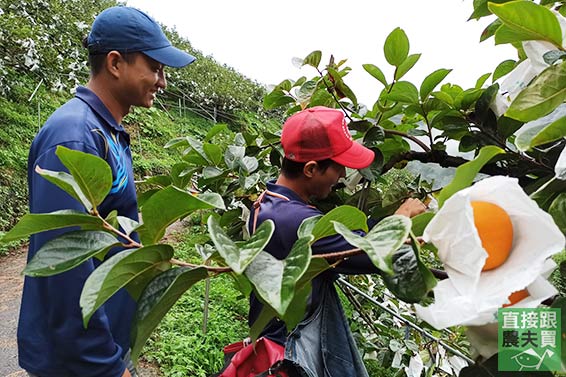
[394,198,427,218]
[122,368,132,377]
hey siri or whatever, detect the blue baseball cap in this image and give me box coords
[87,6,195,68]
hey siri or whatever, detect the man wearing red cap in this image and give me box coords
[246,106,426,376]
[19,6,195,377]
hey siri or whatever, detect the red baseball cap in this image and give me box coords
[280,106,375,169]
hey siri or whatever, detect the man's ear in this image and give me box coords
[105,51,124,79]
[303,161,318,178]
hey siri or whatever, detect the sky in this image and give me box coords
[125,0,517,107]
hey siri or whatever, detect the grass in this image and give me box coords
[142,219,249,377]
[0,92,220,256]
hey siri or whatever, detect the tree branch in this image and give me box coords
[381,150,510,176]
[384,129,431,152]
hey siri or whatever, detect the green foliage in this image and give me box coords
[24,231,119,276]
[142,228,249,377]
[0,0,271,240]
[506,61,566,122]
[334,215,411,275]
[139,188,225,245]
[131,266,209,361]
[436,146,505,207]
[489,1,563,46]
[81,244,174,326]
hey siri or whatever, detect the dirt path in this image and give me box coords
[0,248,162,377]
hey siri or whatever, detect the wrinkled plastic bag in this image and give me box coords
[556,145,566,179]
[414,177,564,330]
[491,11,566,117]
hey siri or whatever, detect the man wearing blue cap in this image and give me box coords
[18,6,195,377]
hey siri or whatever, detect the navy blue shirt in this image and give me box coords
[248,181,380,344]
[18,86,139,377]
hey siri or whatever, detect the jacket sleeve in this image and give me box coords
[28,141,126,377]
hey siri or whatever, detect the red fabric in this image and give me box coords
[280,106,374,169]
[220,338,286,377]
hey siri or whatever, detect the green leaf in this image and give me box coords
[515,105,566,151]
[202,166,223,180]
[203,143,223,166]
[506,62,566,122]
[458,88,484,111]
[170,163,192,189]
[263,89,295,110]
[297,215,322,239]
[492,59,517,82]
[335,78,358,106]
[469,0,512,19]
[475,84,499,120]
[80,244,174,327]
[437,145,505,207]
[204,123,229,142]
[137,188,159,208]
[243,173,260,190]
[117,216,139,236]
[385,81,419,104]
[1,210,103,243]
[310,205,368,242]
[250,304,278,343]
[382,240,436,303]
[250,259,330,342]
[164,136,188,149]
[488,1,563,47]
[296,80,317,104]
[475,72,491,89]
[480,19,503,41]
[208,216,274,274]
[141,175,171,188]
[302,50,322,68]
[363,64,387,87]
[431,91,454,106]
[420,69,452,102]
[549,193,566,234]
[494,24,541,45]
[309,88,335,107]
[327,67,357,106]
[411,212,435,237]
[24,231,120,277]
[395,54,421,81]
[139,187,225,245]
[224,145,246,169]
[186,136,209,163]
[530,177,566,211]
[35,167,93,211]
[55,146,113,210]
[333,215,411,274]
[238,156,258,174]
[130,266,208,360]
[281,258,330,331]
[497,116,523,139]
[245,237,312,317]
[384,27,410,67]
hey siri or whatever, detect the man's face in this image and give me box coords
[309,161,346,200]
[120,53,166,109]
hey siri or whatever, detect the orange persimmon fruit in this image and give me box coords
[503,289,529,307]
[471,201,514,271]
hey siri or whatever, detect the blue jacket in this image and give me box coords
[247,181,380,345]
[18,86,139,377]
